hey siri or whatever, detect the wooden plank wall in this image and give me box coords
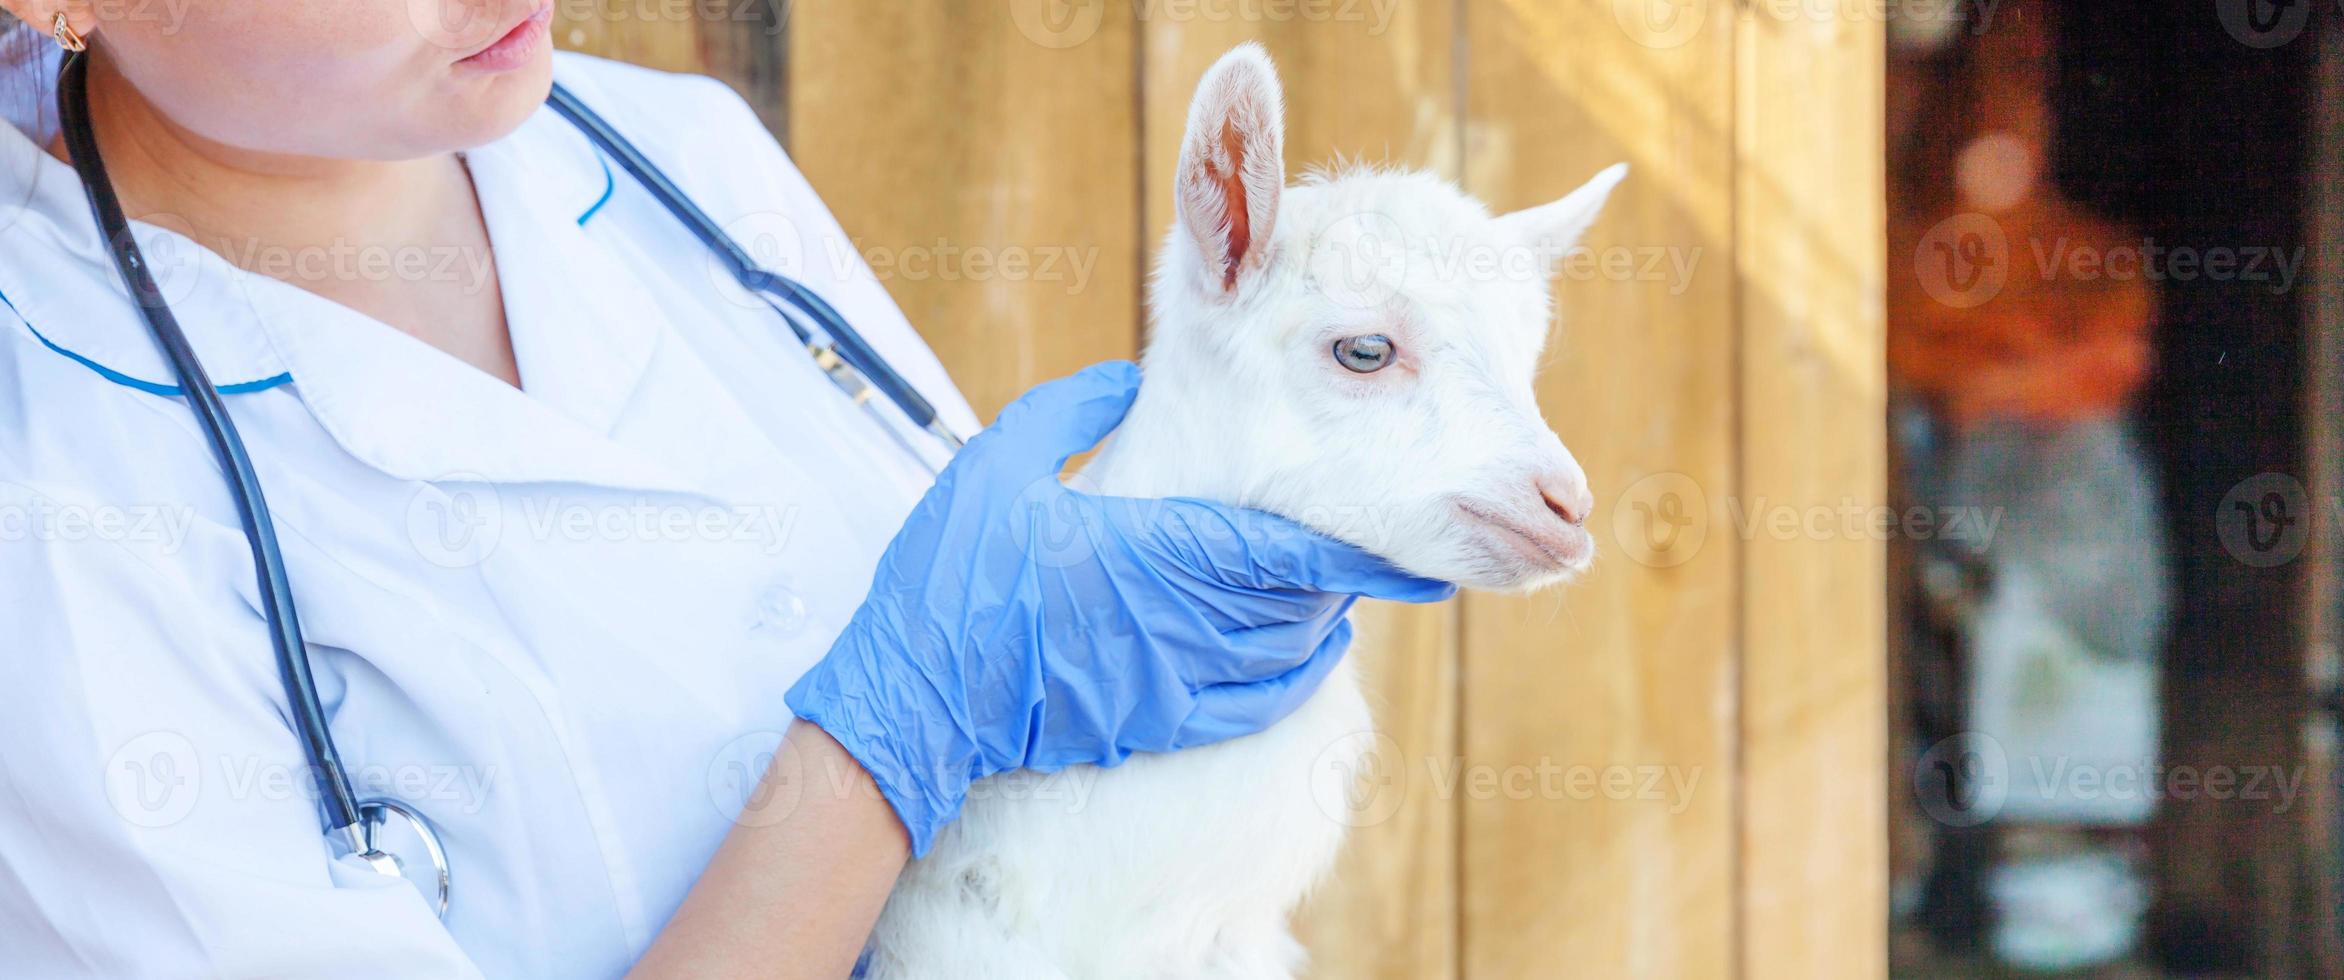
[1734,9,1887,975]
[559,1,1884,976]
[1458,2,1737,975]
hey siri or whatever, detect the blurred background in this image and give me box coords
[1886,1,2337,977]
[559,0,2335,976]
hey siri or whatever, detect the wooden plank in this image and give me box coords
[787,0,1143,419]
[2300,23,2344,979]
[1138,11,1463,979]
[1733,10,1887,980]
[554,3,783,144]
[696,0,790,137]
[1460,2,1739,977]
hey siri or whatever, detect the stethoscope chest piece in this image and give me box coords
[355,798,452,920]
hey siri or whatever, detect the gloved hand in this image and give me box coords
[787,360,1454,855]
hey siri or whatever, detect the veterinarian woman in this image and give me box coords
[0,5,1452,976]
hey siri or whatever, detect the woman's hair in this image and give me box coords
[1,15,25,102]
[0,12,46,232]
[0,14,40,106]
[1,15,35,107]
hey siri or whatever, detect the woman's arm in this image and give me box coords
[630,722,906,980]
[634,363,1453,975]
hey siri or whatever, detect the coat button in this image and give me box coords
[756,583,809,636]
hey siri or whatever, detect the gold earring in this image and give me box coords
[51,11,87,52]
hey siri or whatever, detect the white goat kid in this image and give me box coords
[861,44,1623,980]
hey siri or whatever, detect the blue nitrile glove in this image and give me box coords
[786,360,1454,855]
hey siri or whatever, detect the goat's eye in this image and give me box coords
[1332,334,1395,373]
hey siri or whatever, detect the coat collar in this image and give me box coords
[0,43,702,494]
[0,36,291,394]
[241,108,692,490]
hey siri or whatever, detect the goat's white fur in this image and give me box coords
[861,44,1623,979]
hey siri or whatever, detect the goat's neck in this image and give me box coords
[1080,382,1219,500]
[1078,352,1265,505]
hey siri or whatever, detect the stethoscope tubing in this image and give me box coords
[56,51,370,844]
[543,83,956,445]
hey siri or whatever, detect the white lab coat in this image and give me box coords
[0,45,978,978]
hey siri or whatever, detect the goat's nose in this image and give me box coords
[1534,466,1594,528]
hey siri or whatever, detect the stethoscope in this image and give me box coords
[54,49,963,920]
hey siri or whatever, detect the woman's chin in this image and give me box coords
[432,63,555,154]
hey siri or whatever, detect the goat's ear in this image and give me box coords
[1495,163,1628,269]
[1175,43,1286,297]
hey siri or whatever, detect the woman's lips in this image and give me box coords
[456,3,552,72]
